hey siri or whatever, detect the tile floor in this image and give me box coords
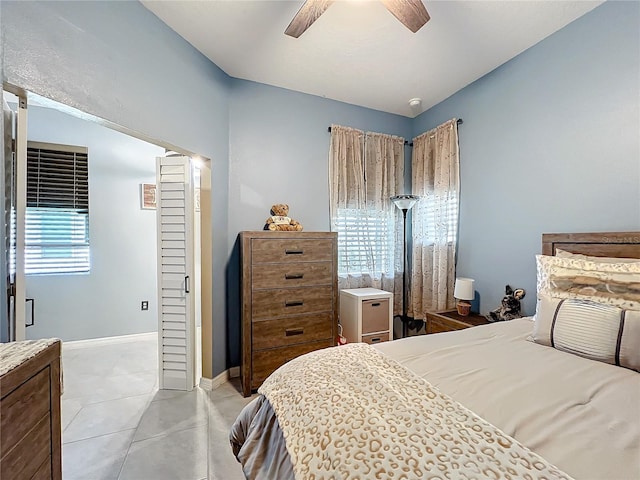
[61,333,256,480]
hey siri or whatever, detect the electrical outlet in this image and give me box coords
[141,301,149,311]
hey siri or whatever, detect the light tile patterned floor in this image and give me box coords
[61,334,255,480]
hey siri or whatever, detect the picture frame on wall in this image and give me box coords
[141,183,157,209]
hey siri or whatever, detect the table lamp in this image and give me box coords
[454,277,474,316]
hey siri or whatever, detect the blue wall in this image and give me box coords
[0,0,411,372]
[227,80,412,365]
[1,0,232,375]
[229,80,412,236]
[21,105,163,341]
[1,0,638,370]
[412,0,640,315]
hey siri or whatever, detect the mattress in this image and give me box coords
[231,319,640,479]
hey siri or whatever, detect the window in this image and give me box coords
[328,126,404,282]
[26,142,89,274]
[414,193,458,245]
[333,208,394,277]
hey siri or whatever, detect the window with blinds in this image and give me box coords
[26,141,89,275]
[414,194,459,244]
[333,208,394,276]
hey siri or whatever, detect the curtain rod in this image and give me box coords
[327,118,463,147]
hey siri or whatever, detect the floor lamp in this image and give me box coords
[391,194,420,338]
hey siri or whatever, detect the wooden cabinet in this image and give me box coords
[240,231,338,397]
[425,310,490,334]
[0,340,62,480]
[339,288,394,344]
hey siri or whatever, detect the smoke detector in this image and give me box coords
[408,98,422,109]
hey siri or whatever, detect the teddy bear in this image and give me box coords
[485,285,525,322]
[264,204,303,231]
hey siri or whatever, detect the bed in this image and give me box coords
[230,232,640,480]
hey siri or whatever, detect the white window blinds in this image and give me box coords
[413,194,458,245]
[25,142,89,274]
[333,208,394,276]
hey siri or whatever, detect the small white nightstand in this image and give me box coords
[339,288,394,344]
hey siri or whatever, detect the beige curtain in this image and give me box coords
[329,125,404,313]
[410,119,460,318]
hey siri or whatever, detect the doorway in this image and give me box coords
[2,87,212,387]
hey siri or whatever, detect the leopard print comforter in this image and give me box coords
[259,343,572,480]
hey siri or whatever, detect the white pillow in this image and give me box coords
[532,295,640,372]
[536,254,640,311]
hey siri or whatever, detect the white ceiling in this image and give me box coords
[141,0,603,118]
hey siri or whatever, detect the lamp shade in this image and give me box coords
[390,194,419,210]
[454,278,475,301]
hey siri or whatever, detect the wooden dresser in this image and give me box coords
[0,340,62,480]
[240,231,338,397]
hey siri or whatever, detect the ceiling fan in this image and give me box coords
[285,0,430,38]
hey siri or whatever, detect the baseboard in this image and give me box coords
[199,366,240,391]
[63,331,156,350]
[201,369,228,391]
[199,376,214,391]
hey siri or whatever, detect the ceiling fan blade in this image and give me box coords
[380,0,430,33]
[285,0,335,38]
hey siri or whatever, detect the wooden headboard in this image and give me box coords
[542,232,640,259]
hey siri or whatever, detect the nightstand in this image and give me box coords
[425,310,490,334]
[340,288,394,344]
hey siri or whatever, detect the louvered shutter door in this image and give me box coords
[157,156,195,391]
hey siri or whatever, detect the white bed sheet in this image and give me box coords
[375,318,640,480]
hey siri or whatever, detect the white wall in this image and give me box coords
[23,104,164,341]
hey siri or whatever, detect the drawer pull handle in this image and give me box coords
[371,302,381,307]
[285,328,304,336]
[285,273,304,280]
[370,337,382,343]
[285,249,304,255]
[285,300,304,307]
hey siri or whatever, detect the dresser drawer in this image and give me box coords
[362,332,390,345]
[427,317,467,334]
[0,413,50,480]
[1,368,50,456]
[31,456,52,480]
[252,313,333,350]
[252,262,333,289]
[251,238,333,264]
[252,340,333,388]
[361,298,390,334]
[252,286,333,320]
[427,319,448,334]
